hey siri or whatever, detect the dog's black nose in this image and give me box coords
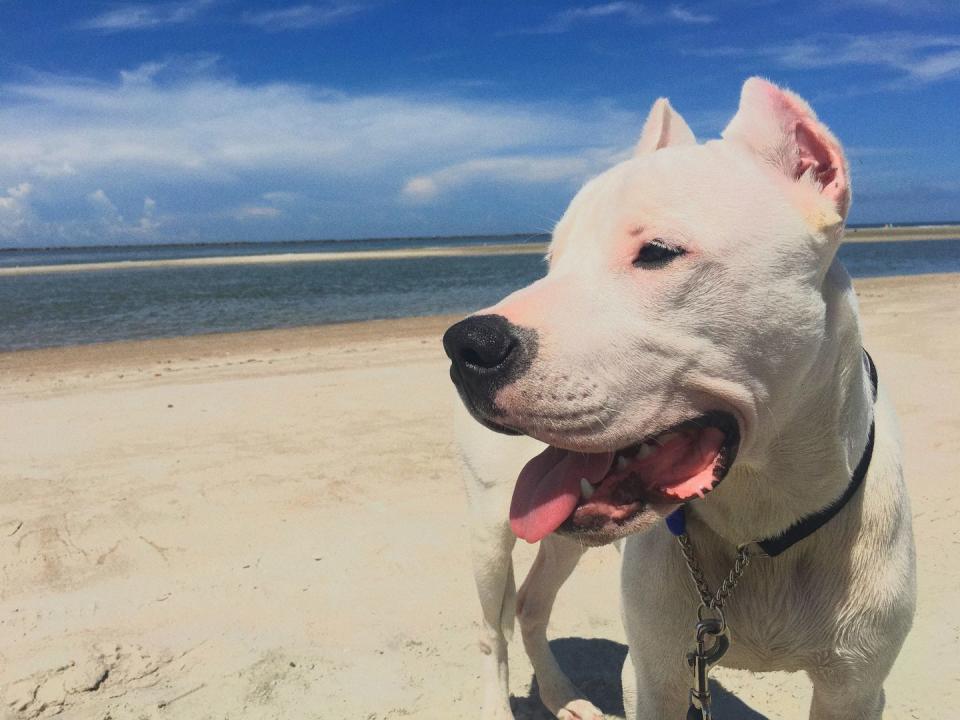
[443,314,517,374]
[443,315,534,426]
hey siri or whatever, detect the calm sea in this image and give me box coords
[1,236,959,352]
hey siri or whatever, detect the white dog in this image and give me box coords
[443,78,916,720]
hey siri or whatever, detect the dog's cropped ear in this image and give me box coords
[722,77,850,228]
[634,98,696,156]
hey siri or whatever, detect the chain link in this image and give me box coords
[676,532,752,610]
[676,533,713,606]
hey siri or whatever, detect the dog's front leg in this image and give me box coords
[469,516,518,720]
[808,669,887,720]
[620,532,699,720]
[516,534,601,720]
[458,404,536,719]
[623,652,690,720]
[621,643,692,720]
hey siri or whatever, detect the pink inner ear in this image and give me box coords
[794,119,844,203]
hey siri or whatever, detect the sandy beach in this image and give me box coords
[1,273,958,719]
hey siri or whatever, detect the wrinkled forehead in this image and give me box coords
[548,141,799,264]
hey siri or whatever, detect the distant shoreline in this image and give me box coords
[842,224,960,242]
[1,224,958,277]
[0,243,546,276]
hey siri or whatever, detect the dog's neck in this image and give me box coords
[692,260,875,548]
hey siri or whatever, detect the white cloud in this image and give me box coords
[139,197,159,232]
[235,206,282,220]
[0,63,647,244]
[517,2,646,34]
[78,0,216,31]
[401,149,626,204]
[88,188,123,222]
[0,183,33,239]
[905,48,960,81]
[401,177,440,202]
[119,61,167,85]
[85,189,161,236]
[31,161,77,178]
[511,1,715,34]
[686,33,960,84]
[242,3,368,31]
[825,0,960,14]
[0,72,583,180]
[262,191,303,204]
[7,182,32,200]
[774,34,960,78]
[0,189,165,245]
[119,56,221,86]
[667,5,715,24]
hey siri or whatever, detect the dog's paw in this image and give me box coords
[556,699,605,720]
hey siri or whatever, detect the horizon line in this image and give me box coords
[3,222,960,253]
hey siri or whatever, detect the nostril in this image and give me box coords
[460,346,485,368]
[460,339,515,371]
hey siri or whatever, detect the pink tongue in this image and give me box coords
[509,447,614,543]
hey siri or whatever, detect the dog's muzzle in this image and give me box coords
[442,314,537,434]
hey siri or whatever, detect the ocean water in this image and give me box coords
[1,237,959,352]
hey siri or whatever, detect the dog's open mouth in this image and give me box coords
[509,412,739,545]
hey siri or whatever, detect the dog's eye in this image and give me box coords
[633,239,684,267]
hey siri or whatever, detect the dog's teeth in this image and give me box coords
[616,456,630,471]
[657,432,680,446]
[580,478,595,500]
[636,443,656,459]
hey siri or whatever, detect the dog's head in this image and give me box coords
[444,78,852,546]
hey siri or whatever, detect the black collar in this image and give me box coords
[667,349,879,558]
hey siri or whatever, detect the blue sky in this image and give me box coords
[0,1,958,246]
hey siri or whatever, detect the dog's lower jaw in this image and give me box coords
[557,503,669,547]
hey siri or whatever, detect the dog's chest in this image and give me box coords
[708,555,850,673]
[721,609,830,673]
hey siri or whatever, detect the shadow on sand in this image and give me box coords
[510,637,769,720]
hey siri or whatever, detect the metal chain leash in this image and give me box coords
[675,532,755,720]
[676,532,752,611]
